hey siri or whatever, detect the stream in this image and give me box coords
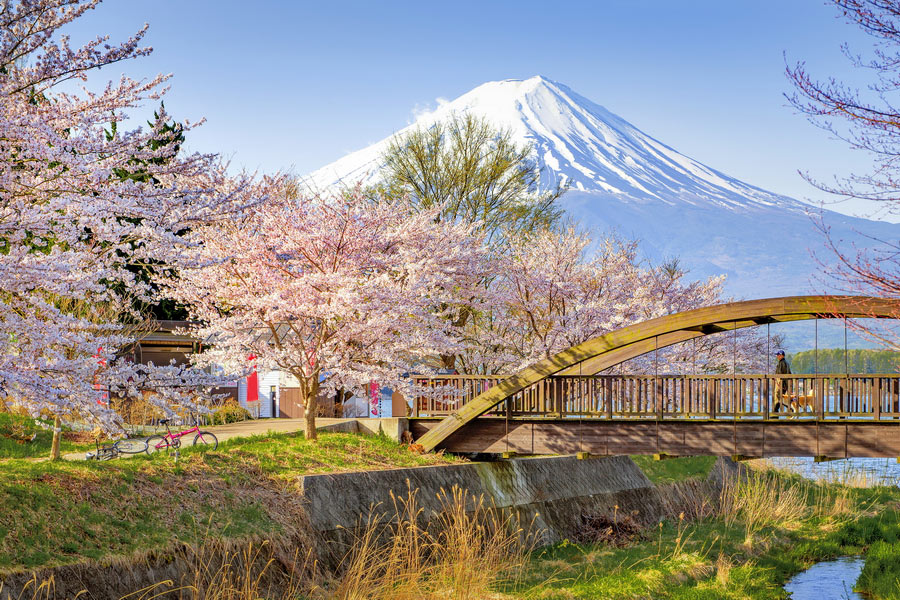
[759,459,880,598]
[784,556,865,599]
[766,456,900,487]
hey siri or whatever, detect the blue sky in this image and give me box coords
[66,1,889,219]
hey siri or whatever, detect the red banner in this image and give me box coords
[246,354,258,403]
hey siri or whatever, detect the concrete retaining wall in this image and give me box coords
[314,417,409,441]
[300,455,668,565]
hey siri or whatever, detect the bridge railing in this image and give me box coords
[412,375,504,417]
[412,374,900,420]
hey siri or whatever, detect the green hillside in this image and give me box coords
[788,348,899,374]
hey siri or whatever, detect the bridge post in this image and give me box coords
[555,377,564,417]
[709,381,717,419]
[816,376,825,420]
[656,378,663,420]
[874,377,882,421]
[605,377,613,419]
[893,378,900,416]
[837,379,845,418]
[892,378,899,415]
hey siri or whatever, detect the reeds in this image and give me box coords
[322,484,536,600]
[719,470,808,537]
[714,552,734,587]
[176,541,305,600]
[717,466,856,543]
[4,485,536,600]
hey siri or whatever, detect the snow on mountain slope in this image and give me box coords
[307,76,899,300]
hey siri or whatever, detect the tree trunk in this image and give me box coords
[49,416,61,460]
[439,353,457,371]
[303,379,319,441]
[304,409,317,441]
[439,307,473,371]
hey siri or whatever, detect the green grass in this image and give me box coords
[7,429,900,599]
[0,413,94,458]
[217,430,459,480]
[506,465,900,600]
[509,520,766,599]
[630,454,718,484]
[0,430,460,573]
[858,540,900,599]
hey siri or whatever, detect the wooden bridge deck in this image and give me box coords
[410,418,900,458]
[410,373,900,457]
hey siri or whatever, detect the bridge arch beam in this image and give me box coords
[416,295,900,452]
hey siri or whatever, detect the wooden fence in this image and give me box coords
[411,374,900,420]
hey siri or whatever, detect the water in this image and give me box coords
[784,557,865,599]
[767,456,900,487]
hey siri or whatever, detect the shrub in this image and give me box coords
[210,401,252,425]
[114,392,165,426]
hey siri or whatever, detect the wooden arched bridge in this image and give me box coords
[409,296,900,459]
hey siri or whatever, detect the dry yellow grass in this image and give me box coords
[322,485,537,600]
[7,485,536,600]
[714,552,733,587]
[719,470,808,538]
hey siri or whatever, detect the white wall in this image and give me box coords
[237,371,279,418]
[239,372,397,419]
[259,370,280,418]
[237,379,247,407]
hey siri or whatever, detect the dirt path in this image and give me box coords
[195,417,357,443]
[64,417,358,460]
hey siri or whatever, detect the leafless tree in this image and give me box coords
[787,0,900,346]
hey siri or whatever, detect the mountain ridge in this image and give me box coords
[305,75,898,300]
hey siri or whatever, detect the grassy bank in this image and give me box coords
[0,430,460,573]
[4,435,900,598]
[630,454,717,484]
[0,413,94,459]
[508,457,900,599]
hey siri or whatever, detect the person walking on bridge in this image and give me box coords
[773,349,792,414]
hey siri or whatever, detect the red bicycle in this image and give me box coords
[146,418,218,454]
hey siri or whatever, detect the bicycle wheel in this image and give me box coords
[96,446,118,461]
[145,434,170,455]
[114,438,149,454]
[193,431,218,450]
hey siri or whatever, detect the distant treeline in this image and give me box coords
[788,348,900,374]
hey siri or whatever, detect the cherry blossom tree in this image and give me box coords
[168,185,488,440]
[484,231,654,373]
[455,227,744,376]
[0,0,263,454]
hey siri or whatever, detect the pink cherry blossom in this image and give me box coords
[0,1,267,435]
[168,185,489,439]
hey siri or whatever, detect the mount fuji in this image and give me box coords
[307,76,899,299]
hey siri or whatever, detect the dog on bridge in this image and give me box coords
[775,388,816,415]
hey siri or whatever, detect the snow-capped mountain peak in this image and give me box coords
[306,76,898,300]
[309,75,796,213]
